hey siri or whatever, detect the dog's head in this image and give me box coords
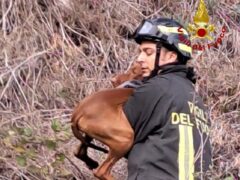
[111,62,143,88]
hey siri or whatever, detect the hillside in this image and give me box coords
[0,0,239,179]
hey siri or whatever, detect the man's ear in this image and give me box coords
[169,51,178,61]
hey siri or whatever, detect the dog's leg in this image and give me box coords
[93,150,118,180]
[93,145,131,180]
[75,134,99,169]
[93,135,133,180]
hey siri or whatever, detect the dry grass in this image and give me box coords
[0,0,239,179]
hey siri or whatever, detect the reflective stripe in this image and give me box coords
[178,125,195,180]
[157,25,189,35]
[179,125,186,180]
[178,43,192,54]
[188,126,194,180]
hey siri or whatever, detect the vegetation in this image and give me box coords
[0,0,239,179]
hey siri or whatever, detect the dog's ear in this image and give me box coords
[111,75,125,87]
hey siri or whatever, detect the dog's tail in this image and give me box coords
[71,113,108,153]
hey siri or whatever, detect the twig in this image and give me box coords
[1,0,13,38]
[64,154,87,180]
[0,50,50,80]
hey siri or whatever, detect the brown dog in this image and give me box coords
[71,62,142,180]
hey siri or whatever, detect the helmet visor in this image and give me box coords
[134,20,159,37]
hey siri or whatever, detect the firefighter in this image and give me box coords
[123,17,212,180]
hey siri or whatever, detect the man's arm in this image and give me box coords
[123,78,170,143]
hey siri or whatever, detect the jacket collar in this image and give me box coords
[159,64,188,75]
[157,64,197,84]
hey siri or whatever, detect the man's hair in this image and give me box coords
[162,43,188,65]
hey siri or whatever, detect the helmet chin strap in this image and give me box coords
[147,42,162,79]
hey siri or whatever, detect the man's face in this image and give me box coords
[136,41,177,77]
